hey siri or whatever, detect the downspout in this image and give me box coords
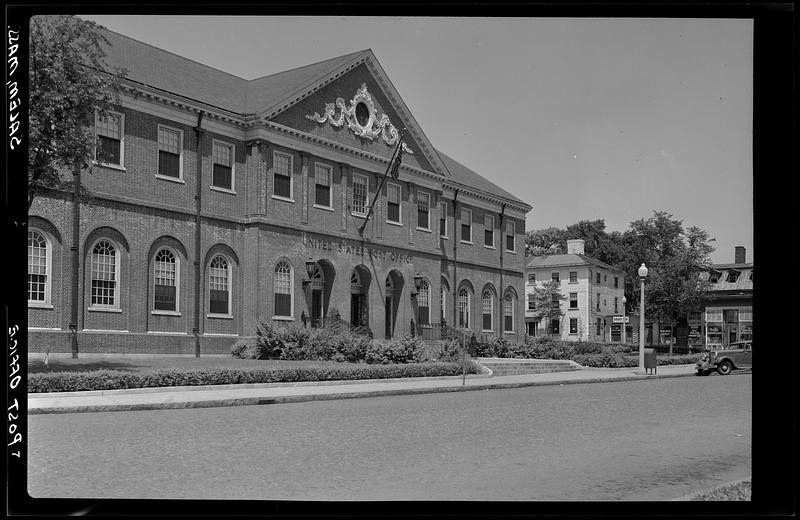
[499,203,506,339]
[193,110,205,357]
[70,163,81,358]
[451,189,459,329]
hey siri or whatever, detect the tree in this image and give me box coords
[28,15,127,209]
[528,279,567,335]
[620,212,715,352]
[525,227,567,257]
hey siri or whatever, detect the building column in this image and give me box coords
[300,152,309,225]
[339,163,348,232]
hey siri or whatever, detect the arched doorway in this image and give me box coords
[385,270,404,339]
[307,259,336,327]
[350,265,371,328]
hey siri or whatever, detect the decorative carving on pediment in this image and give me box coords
[306,83,413,154]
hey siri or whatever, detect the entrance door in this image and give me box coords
[351,294,366,327]
[311,289,323,326]
[385,296,393,338]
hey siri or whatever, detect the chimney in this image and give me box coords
[735,246,746,264]
[567,239,585,255]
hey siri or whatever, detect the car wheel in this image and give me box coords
[717,360,733,375]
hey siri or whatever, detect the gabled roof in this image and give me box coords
[97,27,531,210]
[526,253,625,274]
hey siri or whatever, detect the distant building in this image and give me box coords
[525,239,626,341]
[690,246,753,349]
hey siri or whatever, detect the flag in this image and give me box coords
[386,136,404,181]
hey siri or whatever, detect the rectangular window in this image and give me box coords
[505,220,516,252]
[569,292,578,309]
[614,276,619,289]
[503,297,513,332]
[551,319,560,335]
[739,308,753,321]
[706,309,723,322]
[614,297,618,314]
[314,163,332,208]
[439,201,448,238]
[417,192,430,230]
[528,274,536,284]
[95,112,124,166]
[212,141,234,191]
[154,257,177,311]
[387,183,401,224]
[727,271,739,283]
[570,318,578,334]
[461,208,472,243]
[157,126,182,179]
[596,318,602,336]
[569,271,577,283]
[596,293,601,311]
[552,272,560,283]
[596,272,601,284]
[352,174,368,216]
[527,294,535,311]
[484,214,494,247]
[550,294,560,308]
[273,152,292,199]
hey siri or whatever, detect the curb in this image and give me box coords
[670,477,751,501]
[28,370,697,415]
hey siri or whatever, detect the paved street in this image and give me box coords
[28,374,751,501]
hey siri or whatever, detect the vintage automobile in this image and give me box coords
[696,340,752,376]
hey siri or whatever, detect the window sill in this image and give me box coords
[28,302,54,309]
[152,310,181,316]
[272,195,294,203]
[484,244,496,250]
[503,331,515,335]
[386,220,403,227]
[156,174,185,184]
[481,329,493,334]
[460,240,474,245]
[351,212,367,219]
[92,161,126,172]
[88,306,122,313]
[313,204,334,212]
[416,227,432,233]
[505,249,517,255]
[271,315,295,321]
[210,186,236,195]
[207,313,233,319]
[439,235,449,240]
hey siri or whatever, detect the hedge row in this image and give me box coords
[28,362,479,393]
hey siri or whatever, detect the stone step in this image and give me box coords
[477,358,579,376]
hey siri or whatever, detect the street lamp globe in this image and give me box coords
[638,263,648,279]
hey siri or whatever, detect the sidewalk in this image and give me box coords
[28,363,700,415]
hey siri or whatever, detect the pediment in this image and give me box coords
[265,60,446,176]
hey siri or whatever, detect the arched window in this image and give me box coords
[418,280,430,326]
[27,230,50,304]
[482,290,494,331]
[458,287,471,329]
[209,255,230,315]
[441,281,449,323]
[274,261,293,318]
[154,248,178,312]
[91,240,118,307]
[504,293,515,332]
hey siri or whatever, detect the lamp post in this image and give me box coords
[638,263,648,373]
[621,295,627,344]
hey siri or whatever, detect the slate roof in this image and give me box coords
[702,262,753,293]
[97,28,530,209]
[526,253,625,274]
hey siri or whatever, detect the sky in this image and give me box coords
[82,15,754,264]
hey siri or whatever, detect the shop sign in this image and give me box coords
[612,316,630,324]
[707,325,722,335]
[303,233,414,264]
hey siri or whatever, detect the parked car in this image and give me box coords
[696,340,752,376]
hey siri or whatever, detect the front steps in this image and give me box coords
[476,358,580,376]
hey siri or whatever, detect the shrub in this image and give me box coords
[365,336,425,364]
[230,338,265,360]
[28,362,479,393]
[435,337,464,363]
[254,321,288,359]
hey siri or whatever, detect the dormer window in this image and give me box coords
[727,271,739,283]
[708,270,720,283]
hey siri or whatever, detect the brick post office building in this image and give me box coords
[27,30,532,355]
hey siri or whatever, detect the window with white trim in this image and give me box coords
[209,256,231,315]
[417,192,430,230]
[314,163,332,208]
[569,292,578,309]
[527,293,535,311]
[274,261,293,318]
[418,280,430,326]
[440,284,447,322]
[484,214,495,248]
[27,230,50,304]
[157,125,182,179]
[352,174,368,216]
[154,248,178,312]
[95,111,124,167]
[706,309,723,322]
[461,208,472,243]
[505,220,516,252]
[570,318,578,334]
[569,271,578,283]
[273,152,293,199]
[503,293,514,332]
[212,141,234,191]
[387,182,401,224]
[482,290,493,331]
[528,273,536,284]
[439,201,448,238]
[458,287,471,329]
[91,240,119,307]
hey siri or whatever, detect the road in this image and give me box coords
[27,374,751,501]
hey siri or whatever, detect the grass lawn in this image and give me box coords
[28,356,356,375]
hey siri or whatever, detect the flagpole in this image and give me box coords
[358,136,404,237]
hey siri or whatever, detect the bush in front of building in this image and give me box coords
[364,336,426,364]
[230,338,264,359]
[238,320,375,362]
[28,362,480,393]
